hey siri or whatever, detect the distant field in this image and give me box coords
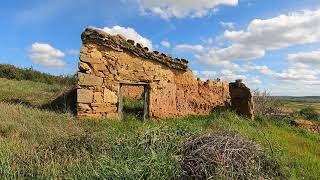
[275,96,320,113]
[0,78,319,179]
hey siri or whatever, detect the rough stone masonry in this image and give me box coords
[77,28,254,120]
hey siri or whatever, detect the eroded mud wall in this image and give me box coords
[77,28,252,120]
[229,81,254,119]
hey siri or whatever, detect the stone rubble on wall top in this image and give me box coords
[81,28,189,71]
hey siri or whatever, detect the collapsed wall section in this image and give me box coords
[229,80,254,119]
[76,28,253,120]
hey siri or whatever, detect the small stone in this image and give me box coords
[92,63,106,71]
[93,92,103,103]
[91,50,102,60]
[78,72,103,86]
[106,113,118,119]
[77,89,93,103]
[104,88,118,104]
[80,46,88,54]
[136,43,143,48]
[78,113,102,119]
[127,39,135,45]
[79,62,91,72]
[181,59,189,63]
[78,103,91,111]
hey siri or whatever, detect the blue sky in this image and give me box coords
[1,0,320,96]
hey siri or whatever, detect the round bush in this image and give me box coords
[177,131,278,179]
[300,107,319,121]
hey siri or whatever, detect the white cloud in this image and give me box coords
[174,44,206,53]
[195,53,241,70]
[269,80,320,96]
[274,63,318,81]
[102,26,153,50]
[139,0,238,19]
[29,42,66,67]
[220,21,235,29]
[197,9,320,65]
[288,50,320,67]
[161,40,171,48]
[196,69,243,81]
[241,64,274,75]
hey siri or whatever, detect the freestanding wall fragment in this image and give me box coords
[77,28,254,120]
[229,80,254,119]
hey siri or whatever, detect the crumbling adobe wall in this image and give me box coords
[77,28,253,119]
[122,85,144,100]
[229,80,254,119]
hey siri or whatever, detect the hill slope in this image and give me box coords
[0,78,319,179]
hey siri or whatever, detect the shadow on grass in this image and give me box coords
[1,89,77,114]
[41,88,77,114]
[1,98,34,108]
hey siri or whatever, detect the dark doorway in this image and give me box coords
[118,83,149,121]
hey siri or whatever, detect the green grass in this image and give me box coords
[0,78,319,179]
[283,101,320,113]
[0,78,68,107]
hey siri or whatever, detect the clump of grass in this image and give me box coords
[123,96,144,119]
[299,107,320,121]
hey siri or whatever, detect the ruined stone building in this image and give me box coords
[77,28,254,120]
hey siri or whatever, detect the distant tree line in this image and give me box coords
[0,64,76,86]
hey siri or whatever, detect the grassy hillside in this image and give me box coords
[0,78,67,107]
[0,78,319,179]
[0,64,75,86]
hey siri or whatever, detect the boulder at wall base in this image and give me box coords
[291,119,314,127]
[291,119,320,135]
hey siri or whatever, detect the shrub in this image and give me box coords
[299,107,319,121]
[0,64,76,86]
[253,89,284,116]
[177,131,280,179]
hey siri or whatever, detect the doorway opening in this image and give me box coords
[118,83,149,121]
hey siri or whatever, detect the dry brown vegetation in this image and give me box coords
[177,131,280,179]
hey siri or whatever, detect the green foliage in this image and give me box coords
[0,64,75,86]
[123,96,144,119]
[299,107,320,121]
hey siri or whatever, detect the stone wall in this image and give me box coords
[229,80,254,119]
[122,85,144,100]
[77,28,253,120]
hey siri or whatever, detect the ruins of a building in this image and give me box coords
[77,28,254,120]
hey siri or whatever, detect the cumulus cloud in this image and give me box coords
[220,21,235,29]
[139,0,238,19]
[288,50,320,67]
[29,42,65,67]
[269,79,320,96]
[161,40,171,48]
[197,9,320,65]
[174,44,206,53]
[274,63,318,81]
[102,26,153,50]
